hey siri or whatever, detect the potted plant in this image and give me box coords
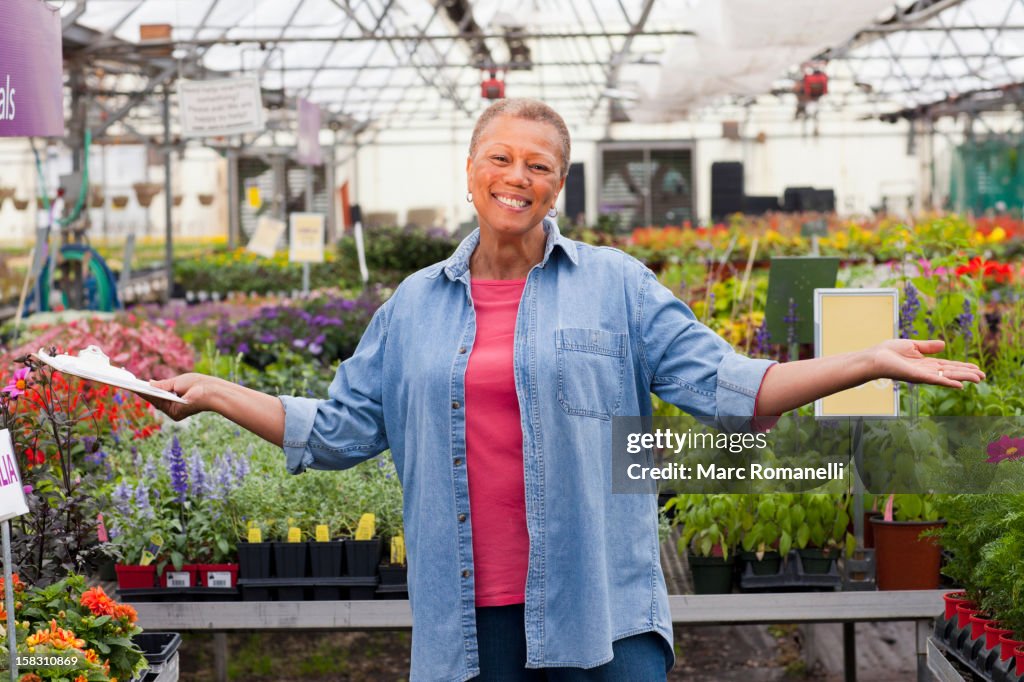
[667,494,740,594]
[273,520,309,601]
[237,524,274,601]
[795,493,850,575]
[308,522,345,600]
[738,494,791,576]
[870,494,945,590]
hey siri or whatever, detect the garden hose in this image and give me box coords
[32,244,121,313]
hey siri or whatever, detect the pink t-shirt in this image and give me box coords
[465,279,529,607]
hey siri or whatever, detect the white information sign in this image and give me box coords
[0,429,29,523]
[246,216,286,258]
[165,571,191,588]
[179,76,265,138]
[289,213,325,263]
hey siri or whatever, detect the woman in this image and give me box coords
[146,99,982,681]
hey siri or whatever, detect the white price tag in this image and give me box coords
[166,571,191,588]
[207,571,232,588]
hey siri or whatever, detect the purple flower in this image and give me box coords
[783,298,799,346]
[166,435,188,503]
[22,484,33,495]
[926,316,936,337]
[259,332,276,344]
[899,281,921,339]
[114,481,132,518]
[293,338,308,349]
[238,342,250,354]
[134,481,153,518]
[985,436,1024,464]
[956,299,974,343]
[189,446,208,498]
[753,319,771,357]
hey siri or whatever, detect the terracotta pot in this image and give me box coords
[985,621,1014,650]
[115,563,156,589]
[870,517,945,590]
[997,632,1024,662]
[956,603,980,630]
[943,591,974,621]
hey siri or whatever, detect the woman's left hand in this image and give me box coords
[870,339,985,389]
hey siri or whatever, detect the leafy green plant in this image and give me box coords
[666,494,741,559]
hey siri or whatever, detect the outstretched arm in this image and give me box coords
[755,339,985,417]
[146,374,285,448]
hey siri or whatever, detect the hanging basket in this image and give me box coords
[173,194,184,207]
[197,193,215,206]
[36,196,55,210]
[132,182,163,208]
[89,185,105,208]
[0,186,14,206]
[111,195,130,210]
[13,198,29,211]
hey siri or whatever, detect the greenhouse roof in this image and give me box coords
[54,0,1024,140]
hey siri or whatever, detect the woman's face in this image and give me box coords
[466,115,566,240]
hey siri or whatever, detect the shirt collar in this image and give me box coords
[439,219,579,281]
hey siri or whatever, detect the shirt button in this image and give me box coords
[452,401,460,409]
[462,569,471,578]
[458,347,467,354]
[454,458,463,466]
[458,513,467,522]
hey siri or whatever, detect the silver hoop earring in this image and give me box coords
[466,192,473,203]
[547,207,558,218]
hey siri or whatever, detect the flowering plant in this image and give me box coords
[0,573,146,682]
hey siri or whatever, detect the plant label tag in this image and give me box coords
[0,430,29,523]
[315,525,330,542]
[247,528,262,543]
[287,527,302,543]
[207,571,232,588]
[355,513,375,540]
[166,571,191,588]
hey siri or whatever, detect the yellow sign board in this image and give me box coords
[289,212,325,264]
[815,289,899,417]
[246,216,285,258]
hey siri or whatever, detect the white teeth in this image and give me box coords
[495,195,527,208]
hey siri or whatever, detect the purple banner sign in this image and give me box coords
[0,0,64,138]
[296,98,323,166]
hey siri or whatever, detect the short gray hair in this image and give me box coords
[468,98,571,180]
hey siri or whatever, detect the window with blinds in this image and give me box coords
[598,144,694,229]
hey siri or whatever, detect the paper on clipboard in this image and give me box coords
[35,346,188,404]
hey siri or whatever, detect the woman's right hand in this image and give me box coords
[146,373,217,421]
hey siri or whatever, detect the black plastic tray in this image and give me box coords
[739,550,841,592]
[135,632,181,665]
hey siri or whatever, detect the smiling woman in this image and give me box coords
[139,98,983,682]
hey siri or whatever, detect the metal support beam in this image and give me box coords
[163,87,173,303]
[93,63,179,137]
[227,148,241,250]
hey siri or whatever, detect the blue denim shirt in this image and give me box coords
[279,221,774,681]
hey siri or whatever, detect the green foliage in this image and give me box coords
[335,225,459,287]
[667,494,741,559]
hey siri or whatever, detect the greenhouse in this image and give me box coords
[1,0,1024,680]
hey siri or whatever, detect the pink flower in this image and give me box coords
[985,436,1024,464]
[1,367,31,398]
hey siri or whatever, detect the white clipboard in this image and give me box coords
[34,346,188,404]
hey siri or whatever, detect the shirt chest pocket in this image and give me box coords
[555,327,627,421]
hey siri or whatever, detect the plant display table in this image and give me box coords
[133,590,946,682]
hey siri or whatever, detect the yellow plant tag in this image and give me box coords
[247,528,262,543]
[390,535,406,565]
[139,549,155,567]
[288,527,302,543]
[315,525,330,542]
[355,513,376,540]
[149,533,164,547]
[247,186,262,209]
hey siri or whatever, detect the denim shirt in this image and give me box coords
[279,221,774,682]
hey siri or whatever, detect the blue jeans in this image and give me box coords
[472,604,669,681]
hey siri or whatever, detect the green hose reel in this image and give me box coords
[35,244,121,313]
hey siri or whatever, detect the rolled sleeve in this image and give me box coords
[715,352,776,433]
[276,299,393,474]
[279,395,320,474]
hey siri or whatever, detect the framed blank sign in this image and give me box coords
[814,288,899,418]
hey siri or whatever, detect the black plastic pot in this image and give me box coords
[310,540,345,600]
[688,554,735,594]
[739,550,783,576]
[134,632,182,664]
[798,548,835,575]
[378,564,407,586]
[345,539,382,577]
[238,542,273,579]
[273,542,309,601]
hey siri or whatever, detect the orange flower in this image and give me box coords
[74,676,87,682]
[112,602,138,623]
[84,649,100,664]
[19,674,43,682]
[25,620,85,650]
[80,586,116,617]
